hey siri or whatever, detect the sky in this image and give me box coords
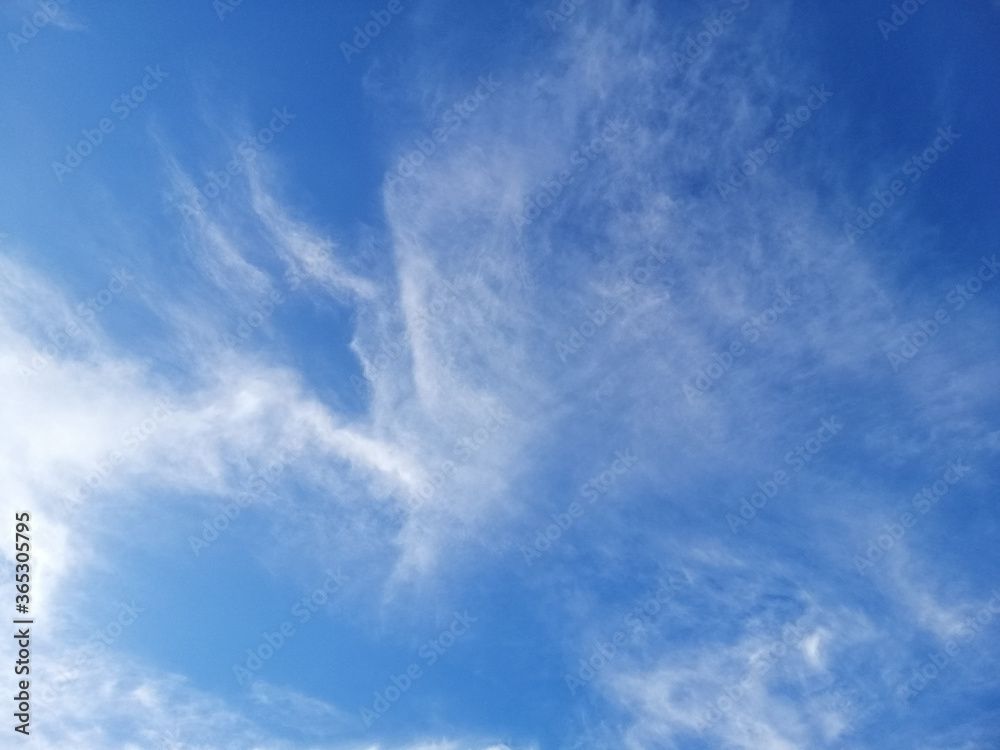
[0,0,999,748]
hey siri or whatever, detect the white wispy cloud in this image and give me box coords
[1,0,996,747]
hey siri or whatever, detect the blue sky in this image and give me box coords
[1,0,999,748]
